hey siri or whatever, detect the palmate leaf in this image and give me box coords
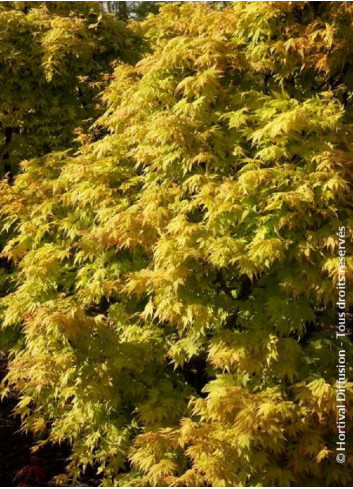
[1,1,353,487]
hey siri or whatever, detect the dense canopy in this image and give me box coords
[1,2,353,486]
[0,1,138,176]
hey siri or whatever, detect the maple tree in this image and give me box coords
[0,0,139,350]
[0,1,139,177]
[1,1,353,486]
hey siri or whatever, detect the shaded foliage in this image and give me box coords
[0,1,140,177]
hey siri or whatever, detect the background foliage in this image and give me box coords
[103,1,160,21]
[1,1,353,486]
[0,1,139,177]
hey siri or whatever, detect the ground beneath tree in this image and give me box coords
[0,351,71,487]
